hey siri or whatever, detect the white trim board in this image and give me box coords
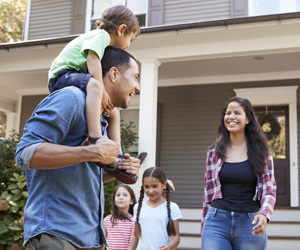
[234,86,299,207]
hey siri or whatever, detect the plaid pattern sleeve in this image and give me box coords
[257,153,277,221]
[201,147,223,234]
[201,154,209,234]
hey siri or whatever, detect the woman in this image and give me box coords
[201,97,276,250]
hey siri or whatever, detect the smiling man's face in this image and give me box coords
[111,58,140,109]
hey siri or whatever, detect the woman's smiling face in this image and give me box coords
[224,101,249,134]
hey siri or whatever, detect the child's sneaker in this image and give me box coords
[93,162,117,171]
[81,136,140,184]
[106,153,147,184]
[104,155,138,184]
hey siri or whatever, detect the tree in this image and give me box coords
[0,0,27,43]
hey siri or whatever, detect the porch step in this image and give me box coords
[267,236,300,250]
[271,207,300,221]
[178,233,201,249]
[178,208,300,249]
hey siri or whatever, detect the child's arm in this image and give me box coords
[85,50,112,139]
[87,50,112,111]
[107,108,122,154]
[128,235,139,250]
[159,220,180,250]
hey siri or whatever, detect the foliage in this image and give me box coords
[0,131,21,194]
[120,120,138,156]
[104,120,138,217]
[0,131,26,250]
[0,0,27,43]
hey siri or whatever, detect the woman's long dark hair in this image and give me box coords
[214,97,269,176]
[110,184,136,226]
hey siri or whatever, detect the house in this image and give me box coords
[0,0,300,249]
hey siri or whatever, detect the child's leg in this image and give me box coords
[86,77,104,142]
[49,69,103,143]
[49,69,84,93]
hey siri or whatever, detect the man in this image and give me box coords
[15,46,141,250]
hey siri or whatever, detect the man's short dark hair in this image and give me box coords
[101,46,137,77]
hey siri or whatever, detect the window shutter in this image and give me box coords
[148,0,164,26]
[231,0,248,18]
[72,0,86,34]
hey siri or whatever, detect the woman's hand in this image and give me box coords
[252,214,267,236]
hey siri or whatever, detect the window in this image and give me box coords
[0,112,7,139]
[249,0,300,16]
[88,0,147,31]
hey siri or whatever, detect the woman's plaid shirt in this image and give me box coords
[201,147,276,233]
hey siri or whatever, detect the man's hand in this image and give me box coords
[92,136,120,164]
[117,153,141,177]
[252,214,267,236]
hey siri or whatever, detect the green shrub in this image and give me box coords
[0,131,26,250]
[0,131,22,194]
[120,120,138,156]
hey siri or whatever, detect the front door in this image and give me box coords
[254,105,290,207]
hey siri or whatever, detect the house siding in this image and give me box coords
[158,80,300,208]
[298,89,300,206]
[28,0,73,40]
[164,0,231,25]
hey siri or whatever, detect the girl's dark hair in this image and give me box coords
[96,5,140,35]
[135,167,176,238]
[110,184,137,226]
[214,97,269,176]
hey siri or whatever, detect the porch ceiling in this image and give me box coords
[0,16,300,111]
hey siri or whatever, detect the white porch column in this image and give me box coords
[5,112,18,139]
[134,58,161,196]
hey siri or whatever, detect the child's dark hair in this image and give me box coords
[110,184,137,226]
[96,5,140,36]
[135,167,176,238]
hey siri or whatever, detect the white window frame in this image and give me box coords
[85,0,147,32]
[249,0,300,16]
[234,86,299,207]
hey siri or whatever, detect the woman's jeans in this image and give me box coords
[201,207,267,250]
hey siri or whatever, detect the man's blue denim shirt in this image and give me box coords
[15,87,108,248]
